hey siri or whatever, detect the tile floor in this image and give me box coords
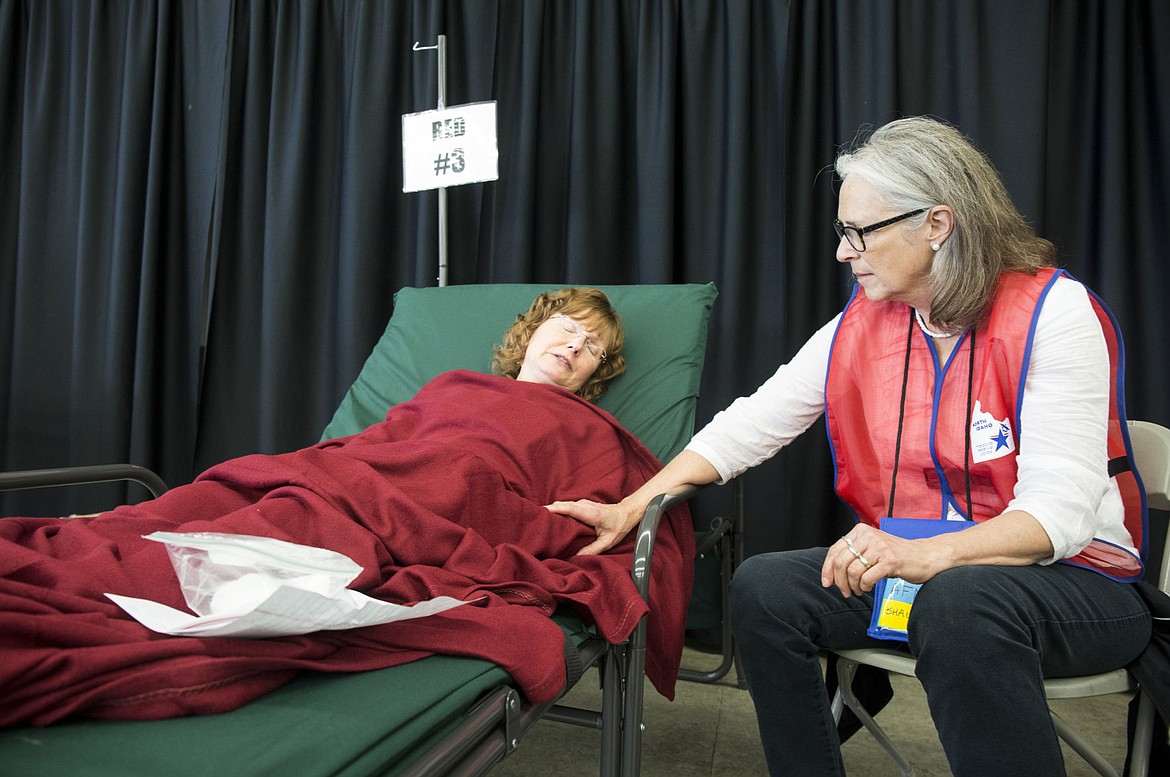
[490,647,1135,776]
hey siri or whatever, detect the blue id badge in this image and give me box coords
[867,517,974,642]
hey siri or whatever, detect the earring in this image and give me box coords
[931,242,941,252]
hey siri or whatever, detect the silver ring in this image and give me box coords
[842,537,871,568]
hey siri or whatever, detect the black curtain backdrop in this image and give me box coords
[1,1,1167,563]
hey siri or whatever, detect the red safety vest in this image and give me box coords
[824,268,1146,580]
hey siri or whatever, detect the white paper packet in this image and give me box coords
[106,532,473,638]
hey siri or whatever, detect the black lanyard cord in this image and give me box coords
[888,310,976,520]
[886,311,917,518]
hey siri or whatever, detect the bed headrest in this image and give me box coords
[321,283,717,463]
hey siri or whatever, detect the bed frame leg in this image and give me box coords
[599,644,625,776]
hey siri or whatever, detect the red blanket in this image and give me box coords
[0,371,694,727]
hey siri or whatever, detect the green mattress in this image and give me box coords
[0,618,598,776]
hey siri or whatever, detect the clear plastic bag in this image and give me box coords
[146,531,363,616]
[108,531,470,638]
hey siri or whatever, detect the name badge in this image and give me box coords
[969,400,1015,463]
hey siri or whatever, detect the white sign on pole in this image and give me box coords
[401,101,499,193]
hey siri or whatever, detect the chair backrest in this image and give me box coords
[1129,420,1170,592]
[320,283,718,464]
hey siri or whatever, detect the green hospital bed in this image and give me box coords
[0,282,718,777]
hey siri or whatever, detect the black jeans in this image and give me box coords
[729,547,1152,776]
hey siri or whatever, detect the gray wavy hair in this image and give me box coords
[834,116,1055,333]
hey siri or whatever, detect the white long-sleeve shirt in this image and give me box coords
[686,276,1136,564]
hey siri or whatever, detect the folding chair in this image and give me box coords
[831,420,1170,777]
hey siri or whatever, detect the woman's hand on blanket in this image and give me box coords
[545,499,638,556]
[550,452,721,556]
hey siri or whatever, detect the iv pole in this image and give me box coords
[413,36,448,286]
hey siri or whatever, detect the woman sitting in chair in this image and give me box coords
[0,287,695,728]
[550,118,1152,776]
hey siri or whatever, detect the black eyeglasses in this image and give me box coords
[834,208,927,252]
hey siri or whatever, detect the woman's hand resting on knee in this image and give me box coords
[821,524,950,598]
[821,511,1057,598]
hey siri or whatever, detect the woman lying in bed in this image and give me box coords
[0,288,695,727]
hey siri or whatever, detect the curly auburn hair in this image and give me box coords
[491,287,627,402]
